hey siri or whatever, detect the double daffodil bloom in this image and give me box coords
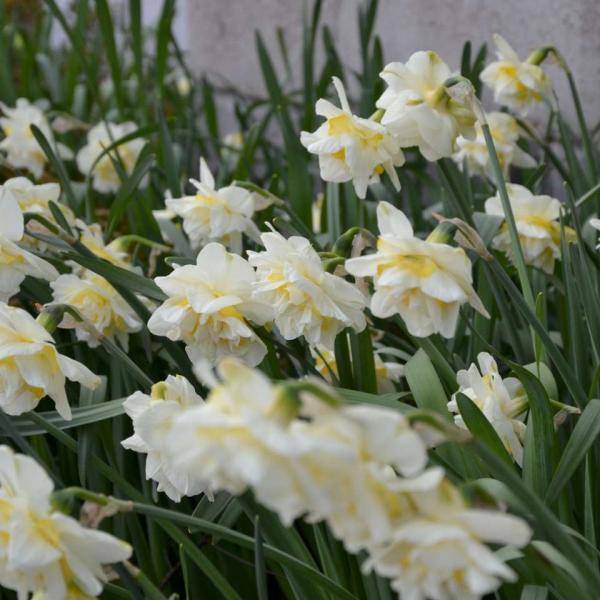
[377,51,477,161]
[0,98,72,178]
[0,302,100,419]
[448,352,528,466]
[480,35,551,115]
[248,230,367,348]
[0,446,131,599]
[485,183,574,274]
[301,77,404,198]
[148,243,273,366]
[0,187,58,302]
[345,202,488,338]
[453,112,536,177]
[76,121,145,193]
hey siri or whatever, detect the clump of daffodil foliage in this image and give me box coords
[0,1,598,598]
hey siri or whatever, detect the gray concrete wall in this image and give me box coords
[185,0,600,131]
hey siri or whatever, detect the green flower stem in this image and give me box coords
[480,123,536,312]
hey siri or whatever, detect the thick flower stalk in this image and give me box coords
[453,112,536,177]
[148,242,273,366]
[248,230,366,348]
[50,271,143,350]
[480,35,552,115]
[1,177,75,251]
[345,202,488,338]
[448,352,528,466]
[0,302,100,419]
[76,121,145,193]
[0,187,59,302]
[0,98,72,178]
[485,183,574,274]
[122,375,206,501]
[376,51,477,161]
[312,344,403,393]
[166,158,267,249]
[0,446,131,599]
[300,76,404,199]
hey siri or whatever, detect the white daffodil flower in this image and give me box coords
[0,98,72,178]
[312,345,403,393]
[76,121,144,193]
[345,202,488,338]
[75,221,132,271]
[485,183,574,274]
[366,509,531,600]
[480,35,551,115]
[122,375,206,501]
[148,242,273,366]
[0,302,100,419]
[248,230,366,349]
[448,352,528,466]
[1,177,75,251]
[50,272,143,350]
[300,77,404,199]
[453,112,536,177]
[0,446,131,599]
[362,469,531,599]
[0,187,59,302]
[377,51,477,161]
[166,158,268,250]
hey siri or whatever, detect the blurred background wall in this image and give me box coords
[183,0,600,130]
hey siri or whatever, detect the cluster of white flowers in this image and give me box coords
[485,183,575,274]
[346,202,488,338]
[76,121,145,193]
[0,445,131,599]
[0,98,72,178]
[0,302,100,419]
[123,357,531,599]
[149,232,367,366]
[448,352,528,466]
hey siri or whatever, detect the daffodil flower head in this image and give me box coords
[0,303,100,419]
[1,177,75,251]
[485,183,575,274]
[0,187,59,302]
[76,121,145,193]
[0,98,72,178]
[122,374,206,501]
[480,35,552,115]
[0,445,131,599]
[377,51,477,161]
[50,271,143,350]
[453,112,536,178]
[300,76,404,199]
[166,158,265,250]
[248,230,367,348]
[345,201,488,338]
[448,352,528,465]
[148,242,273,366]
